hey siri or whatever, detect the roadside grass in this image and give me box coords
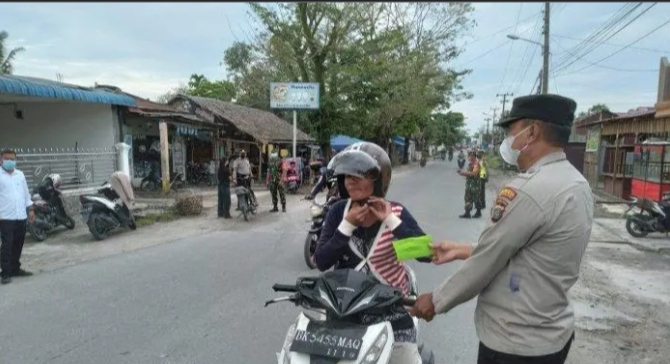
[135,209,179,228]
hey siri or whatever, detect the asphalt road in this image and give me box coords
[0,160,493,364]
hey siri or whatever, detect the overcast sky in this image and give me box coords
[2,2,669,133]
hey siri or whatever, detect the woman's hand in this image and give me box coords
[345,203,370,226]
[368,197,392,221]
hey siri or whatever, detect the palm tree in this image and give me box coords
[0,30,25,75]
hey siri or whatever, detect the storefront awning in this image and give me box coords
[0,75,136,106]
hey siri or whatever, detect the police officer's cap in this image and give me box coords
[495,94,577,129]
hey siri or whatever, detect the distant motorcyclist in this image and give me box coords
[305,158,339,201]
[457,149,466,169]
[448,148,454,161]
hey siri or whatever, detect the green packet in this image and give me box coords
[392,235,433,261]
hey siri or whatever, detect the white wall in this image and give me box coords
[0,101,119,150]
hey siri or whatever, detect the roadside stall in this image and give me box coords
[631,140,670,200]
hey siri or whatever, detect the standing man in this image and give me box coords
[232,150,252,188]
[266,152,286,212]
[458,151,481,219]
[217,157,233,219]
[411,95,593,364]
[0,149,35,285]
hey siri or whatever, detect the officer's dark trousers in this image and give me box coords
[477,333,574,364]
[0,219,27,278]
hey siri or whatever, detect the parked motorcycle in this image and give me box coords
[303,196,339,269]
[140,169,185,192]
[79,172,137,241]
[27,174,76,242]
[623,195,670,237]
[234,175,258,222]
[420,154,427,168]
[266,268,435,364]
[186,162,213,186]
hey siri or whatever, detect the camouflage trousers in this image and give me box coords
[464,181,483,212]
[269,180,286,206]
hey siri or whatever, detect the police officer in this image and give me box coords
[410,94,594,364]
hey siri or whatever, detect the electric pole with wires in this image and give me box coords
[542,2,551,94]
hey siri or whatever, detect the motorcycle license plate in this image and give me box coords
[80,207,92,222]
[289,321,366,360]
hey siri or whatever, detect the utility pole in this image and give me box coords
[536,70,543,95]
[495,93,512,144]
[496,92,513,118]
[489,107,498,147]
[542,2,550,94]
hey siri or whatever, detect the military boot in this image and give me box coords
[459,211,472,219]
[270,204,279,213]
[282,203,286,213]
[472,209,482,218]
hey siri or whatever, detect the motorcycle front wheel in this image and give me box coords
[304,232,318,269]
[27,222,48,242]
[626,215,650,238]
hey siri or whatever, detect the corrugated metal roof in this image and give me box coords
[0,75,136,106]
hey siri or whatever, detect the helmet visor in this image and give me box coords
[332,150,380,181]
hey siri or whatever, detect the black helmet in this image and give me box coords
[332,141,392,199]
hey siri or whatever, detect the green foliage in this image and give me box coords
[220,2,476,151]
[0,30,25,75]
[578,103,610,117]
[186,74,236,101]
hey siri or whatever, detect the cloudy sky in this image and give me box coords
[2,2,669,133]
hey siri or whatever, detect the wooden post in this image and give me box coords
[159,120,171,194]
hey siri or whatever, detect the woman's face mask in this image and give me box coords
[499,126,532,166]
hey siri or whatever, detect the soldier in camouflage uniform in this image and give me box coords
[458,151,482,218]
[266,152,286,212]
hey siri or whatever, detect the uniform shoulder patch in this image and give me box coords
[497,187,517,202]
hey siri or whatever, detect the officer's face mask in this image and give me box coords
[499,126,532,166]
[1,158,16,171]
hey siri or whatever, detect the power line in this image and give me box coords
[552,39,657,73]
[459,40,512,65]
[494,3,523,107]
[559,17,670,76]
[462,10,543,47]
[553,3,657,74]
[551,3,642,72]
[552,34,670,53]
[510,7,544,95]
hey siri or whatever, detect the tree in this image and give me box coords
[0,30,25,75]
[186,74,236,101]
[578,103,610,117]
[221,3,476,155]
[424,111,466,147]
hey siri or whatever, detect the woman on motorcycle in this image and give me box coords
[305,157,339,201]
[314,141,430,364]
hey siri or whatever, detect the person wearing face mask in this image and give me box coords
[458,151,482,218]
[232,150,252,188]
[314,141,432,364]
[410,94,594,364]
[0,149,35,285]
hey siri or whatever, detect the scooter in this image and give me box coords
[140,169,186,192]
[457,155,466,169]
[267,268,435,364]
[623,194,670,237]
[303,195,339,269]
[420,155,427,167]
[27,174,76,242]
[79,172,137,241]
[234,175,258,222]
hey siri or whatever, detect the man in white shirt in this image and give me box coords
[0,149,35,285]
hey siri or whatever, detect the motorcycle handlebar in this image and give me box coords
[402,296,417,306]
[272,284,298,293]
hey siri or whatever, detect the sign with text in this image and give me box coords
[270,82,320,110]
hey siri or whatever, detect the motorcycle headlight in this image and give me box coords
[361,326,390,364]
[310,205,323,218]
